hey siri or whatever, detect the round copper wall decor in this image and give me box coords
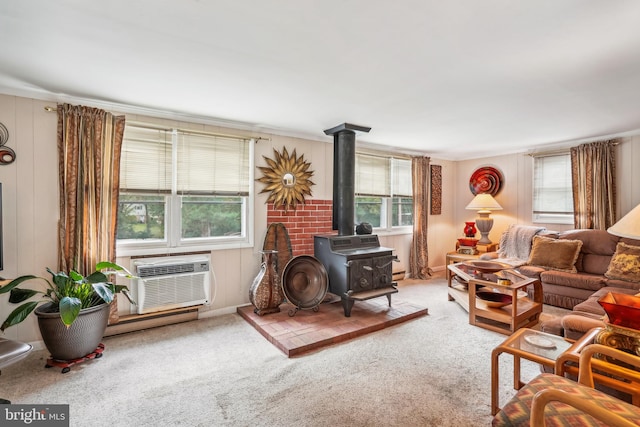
[282,255,328,311]
[469,166,503,196]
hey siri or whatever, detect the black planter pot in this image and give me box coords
[35,302,110,361]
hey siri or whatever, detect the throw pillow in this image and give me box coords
[526,235,583,273]
[605,242,640,282]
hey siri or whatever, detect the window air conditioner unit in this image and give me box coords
[132,255,211,314]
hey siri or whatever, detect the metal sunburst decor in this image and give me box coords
[257,146,314,212]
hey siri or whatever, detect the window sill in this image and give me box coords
[116,241,254,257]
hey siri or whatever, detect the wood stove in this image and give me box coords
[314,234,398,317]
[313,122,399,316]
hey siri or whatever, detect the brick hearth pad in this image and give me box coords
[237,297,428,357]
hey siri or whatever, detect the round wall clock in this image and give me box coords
[469,166,503,196]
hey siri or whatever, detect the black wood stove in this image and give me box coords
[314,234,398,317]
[312,123,400,317]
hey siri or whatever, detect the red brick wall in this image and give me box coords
[266,200,336,256]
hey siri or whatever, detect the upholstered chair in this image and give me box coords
[493,344,640,426]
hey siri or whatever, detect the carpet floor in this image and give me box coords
[0,272,571,427]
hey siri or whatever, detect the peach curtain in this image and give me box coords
[57,103,125,323]
[409,156,431,279]
[570,140,616,230]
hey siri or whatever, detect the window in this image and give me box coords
[532,153,573,224]
[117,124,253,252]
[354,153,413,231]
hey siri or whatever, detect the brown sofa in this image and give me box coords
[517,229,640,309]
[486,228,640,339]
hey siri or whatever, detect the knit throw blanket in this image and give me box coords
[496,224,546,265]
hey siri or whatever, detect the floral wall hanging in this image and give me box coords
[257,147,314,212]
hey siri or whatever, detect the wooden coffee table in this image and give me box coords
[448,261,543,334]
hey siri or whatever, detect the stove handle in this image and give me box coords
[344,261,373,271]
[377,256,400,269]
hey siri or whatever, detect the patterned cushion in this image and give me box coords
[492,373,640,427]
[605,242,640,283]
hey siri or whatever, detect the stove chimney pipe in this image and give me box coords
[323,123,371,236]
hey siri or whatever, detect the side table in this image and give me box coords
[491,328,572,415]
[556,327,640,405]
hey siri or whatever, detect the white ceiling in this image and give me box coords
[2,1,640,160]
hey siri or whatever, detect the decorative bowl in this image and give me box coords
[462,260,511,274]
[476,291,512,308]
[457,238,479,247]
[598,292,640,330]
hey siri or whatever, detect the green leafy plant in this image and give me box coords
[0,261,135,331]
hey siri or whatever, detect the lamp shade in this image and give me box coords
[465,193,503,213]
[608,203,640,239]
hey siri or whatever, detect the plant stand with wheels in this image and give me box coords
[45,343,105,373]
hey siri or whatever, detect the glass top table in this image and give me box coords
[491,328,573,415]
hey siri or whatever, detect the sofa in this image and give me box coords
[484,227,640,339]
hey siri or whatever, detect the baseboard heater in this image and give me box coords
[104,307,199,337]
[132,255,212,315]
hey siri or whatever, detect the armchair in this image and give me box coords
[493,344,640,426]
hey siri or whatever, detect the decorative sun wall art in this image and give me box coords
[257,147,315,212]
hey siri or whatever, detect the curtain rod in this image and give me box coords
[45,106,270,142]
[527,140,620,157]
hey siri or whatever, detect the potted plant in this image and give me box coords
[0,261,135,360]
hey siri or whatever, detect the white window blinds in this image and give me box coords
[177,132,250,195]
[355,153,390,196]
[392,158,412,197]
[355,154,412,197]
[120,125,250,196]
[533,153,573,215]
[120,126,172,193]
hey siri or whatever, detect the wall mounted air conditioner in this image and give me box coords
[132,255,211,314]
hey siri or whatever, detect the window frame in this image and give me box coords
[116,123,255,256]
[354,153,413,234]
[532,152,574,225]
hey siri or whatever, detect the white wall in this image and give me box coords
[3,92,639,345]
[0,94,442,343]
[0,96,58,343]
[453,138,640,243]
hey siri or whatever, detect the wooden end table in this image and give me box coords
[491,328,573,415]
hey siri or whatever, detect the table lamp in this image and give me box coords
[465,193,503,245]
[607,202,640,239]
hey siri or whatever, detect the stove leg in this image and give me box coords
[386,294,392,307]
[342,298,354,317]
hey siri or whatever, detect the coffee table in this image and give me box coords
[491,327,572,415]
[447,261,543,334]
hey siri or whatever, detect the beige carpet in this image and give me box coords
[1,273,570,426]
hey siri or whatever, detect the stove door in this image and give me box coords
[372,255,394,288]
[348,258,374,292]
